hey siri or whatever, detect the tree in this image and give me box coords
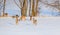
[39,0,60,16]
[0,0,3,16]
[3,0,6,16]
[30,0,39,17]
[14,0,28,16]
[14,0,28,20]
[14,0,39,17]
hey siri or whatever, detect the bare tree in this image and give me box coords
[39,0,60,11]
[2,0,6,16]
[30,0,39,17]
[0,0,3,16]
[38,0,60,16]
[14,0,28,20]
[14,0,28,16]
[14,0,39,16]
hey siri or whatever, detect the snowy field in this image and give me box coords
[0,17,60,35]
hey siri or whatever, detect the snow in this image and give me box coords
[0,17,60,35]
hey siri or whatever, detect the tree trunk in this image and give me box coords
[21,0,27,16]
[31,0,38,17]
[3,0,6,16]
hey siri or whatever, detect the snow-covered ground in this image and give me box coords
[0,17,60,35]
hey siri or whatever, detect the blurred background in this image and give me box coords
[0,0,60,17]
